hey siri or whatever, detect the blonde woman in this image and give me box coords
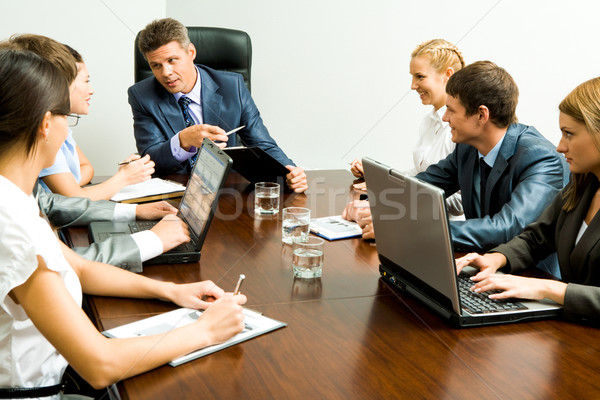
[456,77,600,324]
[346,39,466,237]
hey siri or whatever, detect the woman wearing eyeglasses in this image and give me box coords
[0,48,246,399]
[0,34,191,272]
[6,34,154,201]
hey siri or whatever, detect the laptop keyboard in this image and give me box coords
[128,222,196,252]
[129,221,157,233]
[457,273,527,314]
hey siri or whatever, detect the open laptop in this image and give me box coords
[362,157,562,327]
[89,138,232,265]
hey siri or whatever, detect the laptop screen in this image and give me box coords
[178,145,228,240]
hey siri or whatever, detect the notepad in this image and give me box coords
[110,178,186,203]
[310,215,363,240]
[102,307,286,366]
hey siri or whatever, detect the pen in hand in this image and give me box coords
[233,274,245,295]
[118,154,141,166]
[226,125,245,136]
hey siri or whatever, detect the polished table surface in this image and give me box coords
[71,170,600,400]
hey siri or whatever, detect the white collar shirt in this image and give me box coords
[409,106,455,176]
[0,175,82,392]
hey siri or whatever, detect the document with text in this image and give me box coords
[310,215,363,240]
[103,307,286,366]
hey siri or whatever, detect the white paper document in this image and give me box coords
[310,215,363,240]
[103,307,286,367]
[110,178,186,202]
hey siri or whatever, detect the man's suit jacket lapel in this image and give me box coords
[199,67,223,127]
[483,125,518,215]
[155,79,186,137]
[461,147,478,218]
[565,181,600,282]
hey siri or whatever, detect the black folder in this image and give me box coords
[223,146,290,184]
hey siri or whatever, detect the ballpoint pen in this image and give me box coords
[226,125,245,136]
[233,274,245,295]
[118,154,141,166]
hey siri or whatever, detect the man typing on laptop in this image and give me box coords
[345,61,568,276]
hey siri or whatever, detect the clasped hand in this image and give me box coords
[342,199,374,240]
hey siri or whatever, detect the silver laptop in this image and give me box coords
[89,138,232,265]
[363,157,562,327]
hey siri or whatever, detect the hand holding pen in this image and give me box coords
[197,274,246,307]
[186,279,247,344]
[116,154,155,185]
[118,153,141,166]
[179,124,245,150]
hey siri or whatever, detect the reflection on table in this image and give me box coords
[72,170,600,400]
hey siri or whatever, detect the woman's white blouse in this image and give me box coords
[407,106,463,217]
[0,175,82,390]
[407,106,455,176]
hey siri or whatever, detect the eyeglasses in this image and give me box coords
[66,114,80,127]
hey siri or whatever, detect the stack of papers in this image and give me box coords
[110,178,186,203]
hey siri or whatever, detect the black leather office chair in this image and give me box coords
[134,26,252,92]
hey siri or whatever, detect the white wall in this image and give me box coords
[168,0,600,172]
[0,0,166,175]
[2,1,599,174]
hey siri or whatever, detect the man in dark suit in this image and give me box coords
[346,61,568,275]
[128,18,307,192]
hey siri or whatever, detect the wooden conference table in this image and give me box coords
[67,170,600,400]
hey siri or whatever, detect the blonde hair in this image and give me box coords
[559,77,600,211]
[411,39,465,74]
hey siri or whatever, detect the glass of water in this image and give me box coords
[254,182,280,215]
[292,236,324,278]
[282,207,310,244]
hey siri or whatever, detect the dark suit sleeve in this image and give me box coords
[491,191,562,273]
[493,191,600,324]
[128,85,188,175]
[449,145,564,251]
[414,150,461,196]
[235,75,294,167]
[563,284,600,324]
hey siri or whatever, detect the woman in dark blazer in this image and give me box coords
[455,77,600,324]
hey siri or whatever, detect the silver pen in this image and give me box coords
[226,125,245,136]
[233,274,245,295]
